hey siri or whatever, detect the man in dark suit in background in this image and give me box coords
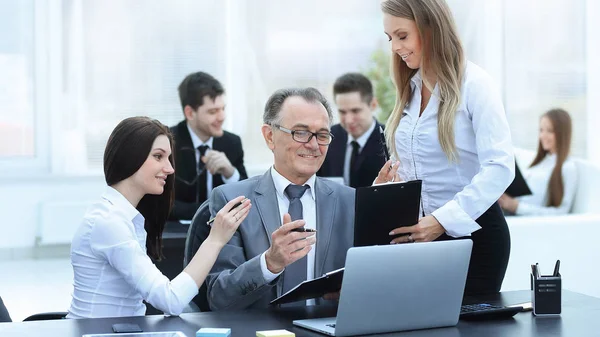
[170,72,248,221]
[317,73,387,188]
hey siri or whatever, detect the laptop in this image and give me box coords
[293,240,473,336]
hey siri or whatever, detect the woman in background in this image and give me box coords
[499,109,577,215]
[376,0,514,295]
[68,117,250,318]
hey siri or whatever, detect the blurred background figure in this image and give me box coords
[499,109,577,215]
[317,73,387,187]
[170,72,248,221]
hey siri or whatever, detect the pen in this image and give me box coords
[378,126,390,162]
[553,260,561,277]
[291,228,317,233]
[206,200,245,226]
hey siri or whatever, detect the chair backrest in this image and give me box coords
[571,158,600,214]
[23,312,67,321]
[183,199,212,311]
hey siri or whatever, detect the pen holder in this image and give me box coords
[530,272,561,316]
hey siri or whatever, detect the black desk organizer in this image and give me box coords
[531,265,561,316]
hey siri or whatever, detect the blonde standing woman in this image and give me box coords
[375,0,515,295]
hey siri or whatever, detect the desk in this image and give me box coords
[1,290,599,336]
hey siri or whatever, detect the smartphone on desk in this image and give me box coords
[112,323,143,333]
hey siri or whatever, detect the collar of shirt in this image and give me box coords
[186,123,213,150]
[270,166,316,201]
[346,118,377,150]
[101,186,145,232]
[410,69,423,86]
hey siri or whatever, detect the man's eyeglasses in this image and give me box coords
[271,124,334,145]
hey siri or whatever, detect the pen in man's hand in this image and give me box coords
[291,227,317,233]
[206,200,245,226]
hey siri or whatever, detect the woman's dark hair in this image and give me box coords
[530,108,572,207]
[104,116,175,260]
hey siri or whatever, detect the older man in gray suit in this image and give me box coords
[206,87,354,310]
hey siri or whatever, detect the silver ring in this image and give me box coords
[408,234,414,243]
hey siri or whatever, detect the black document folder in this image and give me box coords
[354,180,422,247]
[505,161,532,197]
[269,268,344,305]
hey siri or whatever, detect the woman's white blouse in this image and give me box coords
[516,154,578,215]
[395,61,515,237]
[67,187,198,319]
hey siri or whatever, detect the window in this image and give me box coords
[503,0,587,158]
[59,0,228,172]
[226,0,386,169]
[0,1,35,158]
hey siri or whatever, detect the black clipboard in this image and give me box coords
[269,268,344,305]
[505,161,532,197]
[354,180,422,247]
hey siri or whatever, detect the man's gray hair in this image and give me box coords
[263,87,333,126]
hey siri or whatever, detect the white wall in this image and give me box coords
[0,176,104,253]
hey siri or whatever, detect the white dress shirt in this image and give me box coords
[516,154,578,215]
[343,119,377,185]
[259,167,317,304]
[395,61,515,237]
[186,123,240,195]
[67,187,198,319]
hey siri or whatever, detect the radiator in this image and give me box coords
[37,201,90,245]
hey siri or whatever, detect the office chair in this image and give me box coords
[183,200,212,311]
[23,312,68,321]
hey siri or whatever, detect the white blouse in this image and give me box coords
[516,154,578,215]
[395,61,515,237]
[67,187,198,319]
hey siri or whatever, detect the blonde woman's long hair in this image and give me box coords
[381,0,465,162]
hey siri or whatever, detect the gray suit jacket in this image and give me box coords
[206,170,355,310]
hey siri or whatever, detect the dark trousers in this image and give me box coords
[437,202,511,295]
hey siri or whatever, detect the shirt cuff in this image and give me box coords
[222,168,240,184]
[432,200,481,238]
[260,252,283,282]
[172,271,200,303]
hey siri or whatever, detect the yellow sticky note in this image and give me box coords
[256,329,295,337]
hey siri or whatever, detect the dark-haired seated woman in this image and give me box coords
[499,109,577,215]
[67,117,251,319]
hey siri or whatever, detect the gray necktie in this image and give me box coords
[282,184,310,296]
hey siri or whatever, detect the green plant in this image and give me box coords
[363,48,396,123]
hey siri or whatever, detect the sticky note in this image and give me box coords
[196,327,231,337]
[256,329,295,337]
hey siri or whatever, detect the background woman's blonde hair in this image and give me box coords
[381,0,465,162]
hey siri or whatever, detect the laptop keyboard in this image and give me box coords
[460,303,522,320]
[326,323,336,328]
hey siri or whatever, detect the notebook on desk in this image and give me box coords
[293,240,473,336]
[270,268,344,305]
[505,160,532,197]
[354,180,422,247]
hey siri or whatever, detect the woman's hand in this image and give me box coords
[206,196,251,247]
[389,215,445,244]
[498,194,518,213]
[374,160,402,185]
